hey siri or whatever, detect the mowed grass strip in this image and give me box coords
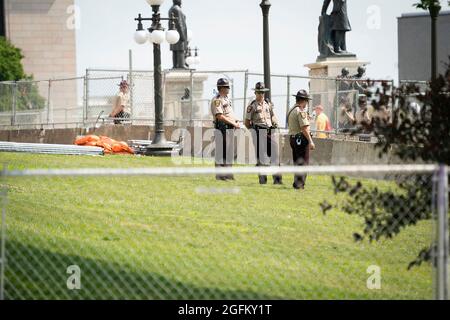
[0,153,433,299]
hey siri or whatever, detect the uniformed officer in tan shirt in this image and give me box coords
[244,82,282,185]
[287,90,316,190]
[211,78,240,181]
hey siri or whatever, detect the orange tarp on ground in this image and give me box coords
[75,135,134,155]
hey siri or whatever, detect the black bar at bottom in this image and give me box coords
[0,300,443,319]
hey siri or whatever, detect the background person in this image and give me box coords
[314,104,331,139]
[109,80,131,125]
[355,95,371,125]
[338,95,355,129]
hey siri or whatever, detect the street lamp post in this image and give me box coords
[134,0,182,155]
[260,0,272,102]
[429,3,441,81]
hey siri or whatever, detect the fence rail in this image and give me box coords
[0,69,414,134]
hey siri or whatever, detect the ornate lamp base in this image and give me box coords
[144,141,181,157]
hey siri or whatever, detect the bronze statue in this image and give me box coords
[319,0,354,58]
[352,66,368,94]
[337,67,351,92]
[168,0,188,69]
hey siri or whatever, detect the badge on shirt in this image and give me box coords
[301,112,307,119]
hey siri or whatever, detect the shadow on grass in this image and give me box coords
[4,240,283,300]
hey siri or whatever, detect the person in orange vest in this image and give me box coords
[314,105,331,139]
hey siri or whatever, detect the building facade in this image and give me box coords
[398,11,450,82]
[3,0,78,124]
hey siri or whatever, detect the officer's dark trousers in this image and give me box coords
[254,127,282,184]
[290,135,310,188]
[215,129,234,180]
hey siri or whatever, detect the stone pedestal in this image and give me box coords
[305,57,370,98]
[163,70,208,127]
[304,57,370,129]
[305,56,369,79]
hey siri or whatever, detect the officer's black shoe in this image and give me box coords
[216,176,227,181]
[293,183,305,190]
[273,177,283,185]
[259,176,268,185]
[226,175,235,181]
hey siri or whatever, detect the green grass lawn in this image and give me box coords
[0,153,434,300]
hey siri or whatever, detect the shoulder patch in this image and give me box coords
[247,105,253,113]
[214,100,221,107]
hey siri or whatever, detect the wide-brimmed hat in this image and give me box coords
[217,78,230,88]
[252,82,270,93]
[293,89,312,100]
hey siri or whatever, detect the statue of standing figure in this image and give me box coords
[169,0,189,69]
[319,0,354,58]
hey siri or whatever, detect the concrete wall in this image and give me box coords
[398,11,450,81]
[0,126,396,165]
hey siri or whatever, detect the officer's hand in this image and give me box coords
[310,142,316,151]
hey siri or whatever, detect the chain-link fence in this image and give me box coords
[0,69,401,137]
[0,77,85,129]
[0,162,448,300]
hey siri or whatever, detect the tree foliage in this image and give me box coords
[0,36,27,82]
[0,37,46,112]
[321,58,450,269]
[321,1,450,270]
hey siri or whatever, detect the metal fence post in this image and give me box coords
[286,76,291,129]
[46,80,52,125]
[128,49,134,125]
[436,165,449,300]
[84,69,90,124]
[0,165,8,301]
[334,79,339,134]
[243,70,249,121]
[11,82,17,126]
[190,69,194,125]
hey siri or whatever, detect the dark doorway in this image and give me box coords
[0,0,5,37]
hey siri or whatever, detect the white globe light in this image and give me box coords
[134,30,149,45]
[186,56,195,66]
[187,29,193,42]
[149,30,165,44]
[146,0,165,6]
[166,30,180,45]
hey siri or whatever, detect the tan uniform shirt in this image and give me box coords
[288,105,310,136]
[210,95,236,120]
[113,92,131,114]
[245,99,278,128]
